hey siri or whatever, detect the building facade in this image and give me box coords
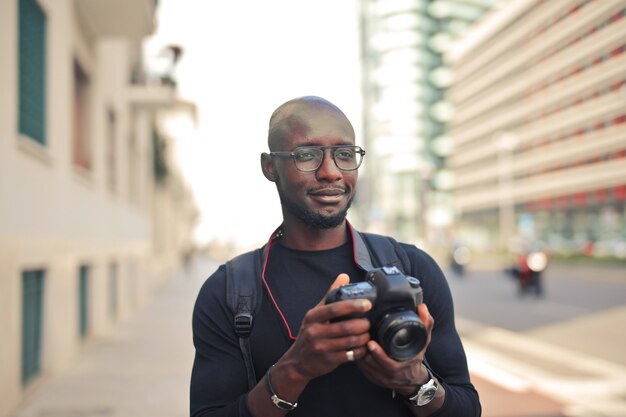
[445,0,626,258]
[0,0,197,415]
[358,0,498,248]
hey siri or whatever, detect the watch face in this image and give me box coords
[417,387,438,406]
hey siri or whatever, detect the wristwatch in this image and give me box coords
[406,367,440,406]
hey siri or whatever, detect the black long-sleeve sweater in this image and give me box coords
[191,238,481,417]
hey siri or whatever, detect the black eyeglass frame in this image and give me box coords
[269,145,366,172]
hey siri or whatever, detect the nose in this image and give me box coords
[315,149,342,181]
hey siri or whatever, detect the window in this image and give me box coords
[22,269,45,386]
[78,265,90,338]
[128,261,138,308]
[106,109,117,192]
[108,263,118,319]
[73,61,91,169]
[128,132,138,203]
[18,0,47,145]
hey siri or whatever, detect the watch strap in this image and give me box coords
[406,366,439,407]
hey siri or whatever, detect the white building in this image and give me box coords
[0,1,198,415]
[445,0,626,257]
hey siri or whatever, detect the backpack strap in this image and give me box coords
[225,248,264,390]
[357,231,411,274]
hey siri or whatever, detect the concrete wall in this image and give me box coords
[0,1,196,415]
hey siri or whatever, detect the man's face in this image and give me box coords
[269,107,358,230]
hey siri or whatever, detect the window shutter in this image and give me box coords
[19,0,47,145]
[22,269,45,386]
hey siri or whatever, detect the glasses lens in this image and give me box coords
[334,147,362,171]
[293,147,324,171]
[291,146,363,171]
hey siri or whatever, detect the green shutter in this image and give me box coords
[22,269,45,386]
[109,263,118,318]
[18,0,47,145]
[79,266,89,338]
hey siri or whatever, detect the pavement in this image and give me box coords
[9,257,626,417]
[10,259,214,417]
[471,374,566,417]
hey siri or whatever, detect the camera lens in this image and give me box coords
[376,311,427,361]
[391,328,412,347]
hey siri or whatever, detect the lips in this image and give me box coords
[309,187,346,196]
[308,187,347,204]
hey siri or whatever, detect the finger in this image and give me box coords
[324,317,371,337]
[418,304,434,355]
[326,347,369,365]
[306,299,371,324]
[356,342,393,380]
[364,340,397,368]
[316,273,350,307]
[332,273,350,289]
[417,303,434,332]
[343,346,368,362]
[323,332,371,352]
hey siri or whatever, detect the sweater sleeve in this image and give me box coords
[190,266,255,417]
[401,244,481,417]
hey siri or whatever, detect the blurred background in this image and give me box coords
[1,0,625,416]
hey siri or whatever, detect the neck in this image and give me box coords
[279,220,350,251]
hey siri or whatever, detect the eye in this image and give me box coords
[294,149,319,161]
[335,148,356,160]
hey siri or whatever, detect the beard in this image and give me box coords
[277,185,352,230]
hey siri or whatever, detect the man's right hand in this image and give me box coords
[279,273,372,381]
[246,274,372,417]
[248,274,372,417]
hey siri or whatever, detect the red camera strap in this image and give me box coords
[260,221,368,342]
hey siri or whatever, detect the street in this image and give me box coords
[10,257,626,417]
[447,263,626,417]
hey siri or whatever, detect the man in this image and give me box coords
[190,96,480,416]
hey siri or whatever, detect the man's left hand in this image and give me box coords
[356,303,434,394]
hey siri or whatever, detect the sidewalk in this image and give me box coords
[11,257,624,417]
[11,258,217,417]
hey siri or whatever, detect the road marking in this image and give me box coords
[475,327,626,377]
[467,355,530,393]
[463,325,626,417]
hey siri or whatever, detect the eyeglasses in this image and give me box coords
[270,145,366,172]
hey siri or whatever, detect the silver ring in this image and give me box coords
[346,350,355,362]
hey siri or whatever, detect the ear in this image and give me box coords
[261,153,277,182]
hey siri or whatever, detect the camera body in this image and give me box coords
[325,266,427,361]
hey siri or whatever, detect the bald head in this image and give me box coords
[267,96,355,151]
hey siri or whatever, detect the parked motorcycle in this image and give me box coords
[450,244,471,277]
[507,249,548,296]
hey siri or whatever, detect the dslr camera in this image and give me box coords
[325,266,427,361]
